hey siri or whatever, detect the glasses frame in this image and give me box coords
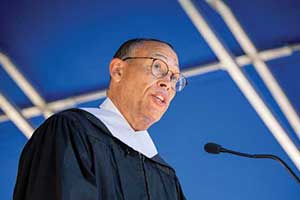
[121,56,187,92]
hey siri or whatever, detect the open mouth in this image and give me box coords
[151,93,168,107]
[155,95,165,103]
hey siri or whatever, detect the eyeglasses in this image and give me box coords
[121,56,187,92]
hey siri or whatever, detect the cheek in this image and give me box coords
[122,70,158,103]
[125,79,154,107]
[137,76,157,95]
[126,67,154,88]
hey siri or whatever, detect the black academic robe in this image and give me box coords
[13,108,186,200]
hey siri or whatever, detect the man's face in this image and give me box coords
[118,41,179,130]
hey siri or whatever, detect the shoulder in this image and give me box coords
[55,108,89,121]
[49,108,101,129]
[32,108,90,135]
[31,108,107,139]
[52,108,112,139]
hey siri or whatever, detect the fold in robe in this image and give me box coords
[13,109,186,200]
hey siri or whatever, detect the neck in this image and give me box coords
[107,91,152,131]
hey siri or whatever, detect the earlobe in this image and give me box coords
[109,58,124,82]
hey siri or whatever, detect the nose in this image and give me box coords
[158,81,170,90]
[157,74,173,91]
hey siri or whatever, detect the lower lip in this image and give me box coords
[151,95,166,107]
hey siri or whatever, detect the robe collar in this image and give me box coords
[81,98,158,158]
[69,108,172,169]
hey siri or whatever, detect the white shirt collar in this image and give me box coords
[81,98,158,158]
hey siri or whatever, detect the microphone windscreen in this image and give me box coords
[204,143,222,154]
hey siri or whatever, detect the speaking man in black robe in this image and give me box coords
[13,38,187,200]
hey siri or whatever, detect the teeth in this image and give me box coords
[156,95,164,102]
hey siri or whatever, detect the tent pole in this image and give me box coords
[0,53,53,119]
[178,0,300,171]
[207,0,300,139]
[0,93,33,138]
[0,44,299,123]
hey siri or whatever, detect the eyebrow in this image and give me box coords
[153,53,179,67]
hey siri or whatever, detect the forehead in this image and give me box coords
[131,41,179,71]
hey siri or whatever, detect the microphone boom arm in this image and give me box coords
[221,148,300,184]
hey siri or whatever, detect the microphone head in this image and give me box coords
[204,142,222,154]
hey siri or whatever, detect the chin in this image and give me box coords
[148,112,164,124]
[142,105,166,125]
[139,113,163,130]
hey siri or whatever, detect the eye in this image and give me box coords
[153,62,162,70]
[171,73,180,82]
[152,59,168,78]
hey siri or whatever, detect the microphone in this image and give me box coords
[204,142,300,184]
[204,142,224,154]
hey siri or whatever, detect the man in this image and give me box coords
[13,38,187,200]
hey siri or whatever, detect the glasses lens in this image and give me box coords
[151,59,187,92]
[152,59,168,78]
[175,75,187,92]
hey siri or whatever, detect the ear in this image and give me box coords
[109,58,125,82]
